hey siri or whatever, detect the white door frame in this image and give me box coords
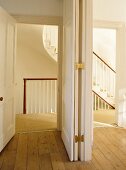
[80,0,93,161]
[14,7,93,160]
[13,15,63,130]
[93,20,125,126]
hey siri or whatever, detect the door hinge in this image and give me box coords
[75,135,84,143]
[75,63,85,70]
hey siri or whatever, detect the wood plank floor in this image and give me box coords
[0,127,126,170]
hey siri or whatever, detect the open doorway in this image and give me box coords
[15,23,59,133]
[93,27,116,127]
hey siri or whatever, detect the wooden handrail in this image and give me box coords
[92,90,115,109]
[23,78,57,114]
[93,51,116,73]
[24,78,57,81]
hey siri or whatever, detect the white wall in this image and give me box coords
[93,0,126,126]
[93,0,126,22]
[0,0,63,16]
[116,26,126,126]
[93,28,116,70]
[15,24,58,113]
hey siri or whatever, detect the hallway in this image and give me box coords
[0,127,126,169]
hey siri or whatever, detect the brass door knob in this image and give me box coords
[0,97,3,101]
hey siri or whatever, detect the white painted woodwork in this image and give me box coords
[79,0,93,161]
[93,93,113,110]
[62,0,93,162]
[62,0,76,161]
[92,53,116,107]
[0,7,16,152]
[73,0,80,161]
[26,80,57,114]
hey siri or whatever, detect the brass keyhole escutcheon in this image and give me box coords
[0,97,3,101]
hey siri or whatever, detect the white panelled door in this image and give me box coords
[0,7,16,152]
[62,0,78,161]
[62,0,93,161]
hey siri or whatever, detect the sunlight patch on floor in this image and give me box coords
[94,109,116,125]
[93,121,114,128]
[16,113,57,133]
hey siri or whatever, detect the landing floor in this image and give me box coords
[0,127,126,170]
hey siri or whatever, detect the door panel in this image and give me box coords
[62,0,77,161]
[0,7,16,152]
[0,10,7,151]
[74,0,80,161]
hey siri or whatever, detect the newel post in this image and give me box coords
[23,79,26,114]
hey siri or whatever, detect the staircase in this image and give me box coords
[93,52,116,111]
[43,25,58,62]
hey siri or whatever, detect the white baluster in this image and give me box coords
[93,93,95,110]
[50,80,53,113]
[55,80,57,113]
[48,80,51,113]
[46,80,48,113]
[43,80,46,113]
[98,97,100,110]
[113,74,115,99]
[38,81,41,113]
[105,66,107,94]
[100,61,102,93]
[95,56,97,86]
[93,55,95,85]
[45,80,49,113]
[34,81,37,113]
[94,94,97,110]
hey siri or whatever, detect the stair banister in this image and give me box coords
[93,52,116,110]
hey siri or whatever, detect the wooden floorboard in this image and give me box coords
[14,134,28,170]
[27,133,39,170]
[0,127,126,170]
